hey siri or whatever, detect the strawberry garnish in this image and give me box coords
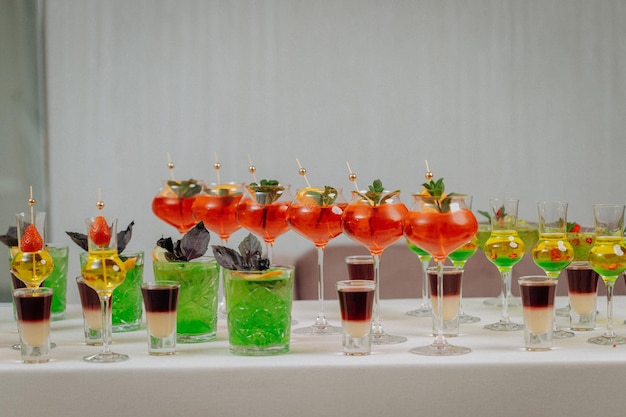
[20,224,43,252]
[567,222,581,233]
[89,215,111,247]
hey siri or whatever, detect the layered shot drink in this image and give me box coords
[337,280,376,355]
[427,266,463,336]
[142,281,180,355]
[345,255,374,281]
[13,287,53,363]
[566,264,599,331]
[76,276,108,345]
[518,276,557,351]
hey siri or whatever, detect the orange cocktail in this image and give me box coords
[191,183,244,243]
[152,180,202,234]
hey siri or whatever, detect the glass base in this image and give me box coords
[12,342,56,350]
[484,321,524,331]
[410,342,471,356]
[553,329,575,339]
[588,334,626,345]
[229,344,289,356]
[555,304,570,317]
[459,313,481,323]
[83,351,129,363]
[177,333,216,344]
[112,319,141,333]
[51,311,65,321]
[293,323,342,336]
[372,331,407,345]
[483,296,521,307]
[406,305,431,317]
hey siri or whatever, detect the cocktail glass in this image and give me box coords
[236,184,292,264]
[81,217,128,362]
[531,201,574,338]
[289,187,347,335]
[588,204,626,345]
[152,179,203,234]
[42,243,69,320]
[447,195,480,323]
[483,199,526,331]
[342,188,408,344]
[561,227,595,317]
[224,266,294,355]
[191,182,244,314]
[404,194,478,355]
[405,240,432,317]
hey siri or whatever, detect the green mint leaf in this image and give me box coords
[168,179,202,198]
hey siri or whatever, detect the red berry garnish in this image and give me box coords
[571,224,581,233]
[89,216,111,247]
[21,224,43,252]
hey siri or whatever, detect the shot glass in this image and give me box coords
[427,266,463,337]
[42,243,69,321]
[141,281,180,355]
[518,276,557,351]
[76,276,106,345]
[13,287,53,363]
[345,255,374,280]
[336,280,376,356]
[567,263,599,331]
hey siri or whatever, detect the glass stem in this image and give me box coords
[499,269,511,323]
[266,242,273,265]
[371,253,382,335]
[100,293,113,355]
[218,239,227,313]
[605,280,615,338]
[434,260,446,345]
[420,257,431,308]
[314,246,328,327]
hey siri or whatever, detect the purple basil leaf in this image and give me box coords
[179,221,210,261]
[238,233,264,266]
[212,245,245,270]
[117,221,134,254]
[0,226,19,247]
[65,231,89,251]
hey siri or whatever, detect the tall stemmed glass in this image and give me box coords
[405,240,432,317]
[81,214,128,362]
[341,183,408,344]
[404,193,478,355]
[192,182,244,313]
[448,195,480,323]
[531,201,574,338]
[483,199,526,331]
[588,204,626,345]
[236,182,291,264]
[289,186,347,335]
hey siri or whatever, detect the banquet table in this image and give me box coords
[1,297,623,417]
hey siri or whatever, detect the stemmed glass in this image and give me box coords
[11,212,54,290]
[405,240,432,317]
[81,216,128,362]
[289,187,347,335]
[236,183,292,264]
[152,179,203,234]
[448,195,480,323]
[191,182,244,313]
[588,204,626,345]
[341,187,408,344]
[530,201,574,338]
[404,193,478,355]
[483,199,526,331]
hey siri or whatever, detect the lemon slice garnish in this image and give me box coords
[296,187,324,203]
[152,246,168,262]
[123,257,137,270]
[211,184,239,195]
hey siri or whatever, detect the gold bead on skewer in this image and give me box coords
[299,168,307,176]
[167,162,175,170]
[248,165,256,174]
[27,198,36,207]
[349,173,357,182]
[96,201,105,210]
[425,171,433,181]
[214,162,221,170]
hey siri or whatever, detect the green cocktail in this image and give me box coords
[224,266,294,356]
[567,232,595,263]
[517,220,539,255]
[42,244,69,320]
[153,257,219,343]
[475,224,491,251]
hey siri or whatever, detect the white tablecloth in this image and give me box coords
[0,297,622,417]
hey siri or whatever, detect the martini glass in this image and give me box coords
[191,182,244,313]
[236,184,291,264]
[341,188,408,344]
[483,199,526,331]
[289,187,347,335]
[404,194,478,355]
[588,204,626,345]
[405,240,432,317]
[531,201,574,338]
[81,217,128,362]
[152,179,203,234]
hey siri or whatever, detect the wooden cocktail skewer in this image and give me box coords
[96,188,105,213]
[424,160,434,181]
[247,154,258,183]
[346,161,359,191]
[167,153,176,181]
[28,186,35,225]
[296,158,312,188]
[214,152,221,185]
